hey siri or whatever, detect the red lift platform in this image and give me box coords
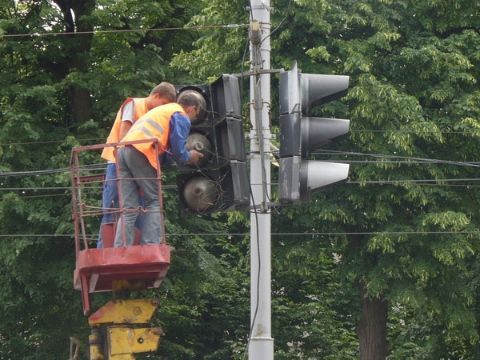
[71,141,170,315]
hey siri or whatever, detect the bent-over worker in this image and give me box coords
[114,90,205,247]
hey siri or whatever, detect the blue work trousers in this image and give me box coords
[114,146,164,247]
[101,163,119,225]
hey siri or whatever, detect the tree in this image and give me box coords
[172,0,480,358]
[0,0,213,358]
[1,0,479,358]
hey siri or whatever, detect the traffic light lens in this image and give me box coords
[186,132,212,167]
[182,176,219,212]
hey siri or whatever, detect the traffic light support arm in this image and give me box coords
[233,69,282,78]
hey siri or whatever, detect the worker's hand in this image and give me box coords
[187,149,204,166]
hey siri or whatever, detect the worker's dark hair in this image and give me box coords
[150,82,176,102]
[177,90,207,122]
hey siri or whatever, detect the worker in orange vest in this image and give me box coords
[114,90,205,247]
[98,82,177,247]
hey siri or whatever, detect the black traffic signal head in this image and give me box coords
[176,75,249,214]
[278,62,351,203]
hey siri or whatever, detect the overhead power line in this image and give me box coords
[0,24,248,39]
[348,178,480,184]
[3,178,480,192]
[0,187,71,191]
[316,150,480,168]
[351,129,478,135]
[0,138,104,146]
[0,128,476,147]
[0,163,105,178]
[1,151,480,178]
[0,230,477,238]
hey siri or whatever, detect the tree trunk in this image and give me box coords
[70,0,95,124]
[358,294,388,360]
[54,0,95,124]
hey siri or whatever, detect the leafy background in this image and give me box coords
[0,0,479,359]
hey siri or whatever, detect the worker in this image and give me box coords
[114,90,205,247]
[98,82,177,248]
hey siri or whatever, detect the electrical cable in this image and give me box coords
[0,138,105,146]
[0,24,249,39]
[0,187,71,191]
[348,178,480,184]
[0,163,106,178]
[3,178,480,193]
[0,230,477,238]
[351,129,478,135]
[314,150,480,168]
[239,25,261,358]
[243,184,262,360]
[260,0,293,45]
[19,193,67,199]
[326,160,480,165]
[0,126,476,147]
[1,156,480,178]
[242,4,260,359]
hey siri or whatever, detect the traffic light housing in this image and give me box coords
[278,62,350,203]
[176,75,249,214]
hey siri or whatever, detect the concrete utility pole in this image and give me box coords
[249,0,273,359]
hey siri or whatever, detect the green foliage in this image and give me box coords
[0,0,479,359]
[0,0,216,359]
[170,0,248,81]
[170,3,480,357]
[271,238,359,359]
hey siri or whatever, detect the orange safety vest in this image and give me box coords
[122,103,186,170]
[101,98,149,162]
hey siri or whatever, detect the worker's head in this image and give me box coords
[177,90,207,124]
[147,82,177,109]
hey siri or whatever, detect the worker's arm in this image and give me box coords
[118,100,135,140]
[169,112,203,165]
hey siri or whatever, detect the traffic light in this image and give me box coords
[278,62,350,203]
[176,75,249,213]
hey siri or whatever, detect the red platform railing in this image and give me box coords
[70,140,171,315]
